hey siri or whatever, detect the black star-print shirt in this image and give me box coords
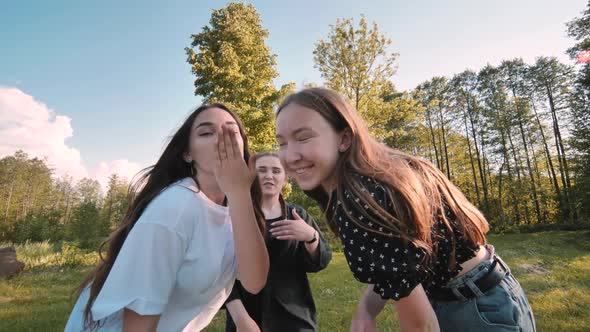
[326,173,479,300]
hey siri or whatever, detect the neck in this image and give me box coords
[261,194,282,218]
[195,174,225,205]
[321,175,338,192]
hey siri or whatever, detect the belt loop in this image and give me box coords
[465,279,486,298]
[450,287,467,301]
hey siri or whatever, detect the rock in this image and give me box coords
[0,246,25,279]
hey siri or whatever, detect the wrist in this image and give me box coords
[305,229,318,244]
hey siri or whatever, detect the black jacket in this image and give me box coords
[225,203,332,332]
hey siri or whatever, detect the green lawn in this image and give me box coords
[1,231,589,331]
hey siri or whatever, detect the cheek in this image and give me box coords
[278,150,287,163]
[315,142,340,169]
[191,141,215,162]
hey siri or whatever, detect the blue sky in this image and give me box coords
[0,0,586,186]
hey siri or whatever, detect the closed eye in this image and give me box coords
[297,136,312,142]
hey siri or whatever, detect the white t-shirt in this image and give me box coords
[65,178,237,331]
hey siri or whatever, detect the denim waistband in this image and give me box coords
[440,245,510,300]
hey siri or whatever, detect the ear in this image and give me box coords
[338,128,353,152]
[183,152,192,163]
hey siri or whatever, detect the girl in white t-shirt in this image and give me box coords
[65,104,269,331]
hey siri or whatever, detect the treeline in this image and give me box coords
[0,151,130,247]
[1,2,588,244]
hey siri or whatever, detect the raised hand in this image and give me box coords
[214,124,256,198]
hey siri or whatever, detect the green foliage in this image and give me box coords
[0,151,130,245]
[66,201,107,249]
[314,16,424,144]
[13,211,64,243]
[101,174,130,229]
[567,1,590,221]
[185,2,294,151]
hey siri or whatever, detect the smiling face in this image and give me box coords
[275,102,348,191]
[255,155,286,198]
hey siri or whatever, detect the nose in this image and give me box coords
[281,144,301,166]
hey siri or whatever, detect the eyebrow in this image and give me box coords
[256,166,282,170]
[194,121,238,130]
[276,126,313,139]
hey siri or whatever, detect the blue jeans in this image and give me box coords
[430,245,536,332]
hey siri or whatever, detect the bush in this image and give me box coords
[12,211,65,243]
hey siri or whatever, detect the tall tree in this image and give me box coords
[186,2,293,151]
[500,59,543,224]
[478,65,521,225]
[314,16,414,141]
[566,0,590,99]
[449,70,489,208]
[567,1,590,219]
[529,57,576,222]
[101,174,129,229]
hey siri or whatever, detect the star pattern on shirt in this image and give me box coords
[328,173,478,301]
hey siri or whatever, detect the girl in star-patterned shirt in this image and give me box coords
[275,88,536,332]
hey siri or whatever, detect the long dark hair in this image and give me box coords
[277,88,488,264]
[75,103,265,328]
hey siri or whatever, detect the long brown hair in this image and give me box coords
[75,104,265,328]
[277,88,488,262]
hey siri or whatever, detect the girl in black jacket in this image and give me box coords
[225,152,332,332]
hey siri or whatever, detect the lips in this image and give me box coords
[292,165,313,176]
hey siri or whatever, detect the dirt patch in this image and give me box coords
[519,263,551,275]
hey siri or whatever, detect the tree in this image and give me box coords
[566,1,590,219]
[313,16,407,139]
[500,59,543,224]
[566,0,590,98]
[101,174,130,229]
[449,70,489,208]
[67,200,103,249]
[529,57,576,222]
[185,2,294,151]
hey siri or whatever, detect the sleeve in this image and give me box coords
[294,206,333,273]
[223,279,245,308]
[335,176,430,301]
[90,221,188,320]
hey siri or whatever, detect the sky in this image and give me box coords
[0,0,586,189]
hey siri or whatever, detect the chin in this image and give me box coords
[296,180,319,191]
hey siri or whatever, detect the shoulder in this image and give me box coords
[138,178,208,232]
[338,172,390,208]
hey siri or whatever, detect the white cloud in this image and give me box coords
[95,159,143,190]
[0,87,88,179]
[0,87,143,191]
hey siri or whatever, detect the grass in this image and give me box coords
[1,231,589,331]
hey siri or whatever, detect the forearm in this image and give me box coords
[359,285,388,318]
[226,299,251,323]
[395,285,439,332]
[227,189,269,294]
